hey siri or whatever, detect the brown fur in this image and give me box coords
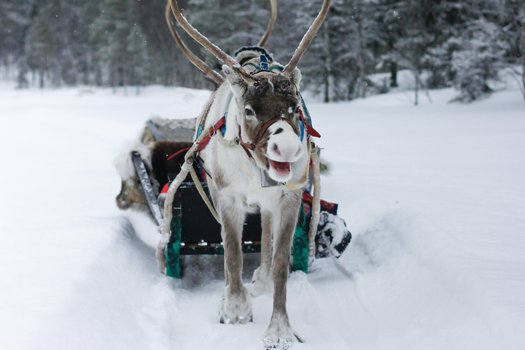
[116,179,148,209]
[239,72,301,171]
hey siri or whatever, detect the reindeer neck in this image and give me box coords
[222,92,240,142]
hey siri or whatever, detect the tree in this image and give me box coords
[91,0,149,88]
[25,4,57,88]
[502,0,525,101]
[127,25,149,94]
[450,18,508,101]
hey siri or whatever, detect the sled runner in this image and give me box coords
[115,116,351,278]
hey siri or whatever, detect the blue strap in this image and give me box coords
[196,125,203,140]
[222,112,227,134]
[299,93,312,127]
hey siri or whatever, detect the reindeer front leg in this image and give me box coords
[263,190,304,346]
[252,210,273,296]
[218,194,252,324]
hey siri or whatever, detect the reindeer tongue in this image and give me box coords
[269,160,291,174]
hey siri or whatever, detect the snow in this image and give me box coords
[0,81,524,350]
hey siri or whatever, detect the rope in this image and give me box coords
[156,119,211,274]
[307,144,321,266]
[156,157,193,274]
[190,165,221,223]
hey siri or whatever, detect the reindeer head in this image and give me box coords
[223,65,304,182]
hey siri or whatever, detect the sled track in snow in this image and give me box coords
[30,213,525,350]
[120,217,353,349]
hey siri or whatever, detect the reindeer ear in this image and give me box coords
[222,65,248,95]
[286,67,302,89]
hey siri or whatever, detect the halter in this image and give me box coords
[238,117,300,159]
[235,55,318,155]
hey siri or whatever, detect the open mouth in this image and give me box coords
[269,159,291,176]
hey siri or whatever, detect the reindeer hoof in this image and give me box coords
[219,286,252,325]
[263,317,303,349]
[238,312,253,325]
[252,266,273,297]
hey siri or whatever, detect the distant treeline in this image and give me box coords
[0,0,523,102]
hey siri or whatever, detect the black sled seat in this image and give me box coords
[171,181,263,255]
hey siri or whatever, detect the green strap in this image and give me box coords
[166,211,181,278]
[292,202,309,273]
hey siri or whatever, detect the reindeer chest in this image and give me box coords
[203,140,284,211]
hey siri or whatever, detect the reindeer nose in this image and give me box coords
[272,143,281,156]
[268,140,302,162]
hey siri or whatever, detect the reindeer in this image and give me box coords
[162,0,330,346]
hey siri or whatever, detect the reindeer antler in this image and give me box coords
[165,2,224,84]
[258,0,278,47]
[283,0,331,75]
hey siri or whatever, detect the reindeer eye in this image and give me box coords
[245,108,255,118]
[294,106,301,114]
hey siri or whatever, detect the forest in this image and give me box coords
[0,0,524,102]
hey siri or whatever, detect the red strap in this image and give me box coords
[167,147,190,161]
[196,116,226,153]
[300,110,321,138]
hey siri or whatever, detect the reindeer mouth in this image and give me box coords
[269,159,291,176]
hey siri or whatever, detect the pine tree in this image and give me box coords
[450,18,508,101]
[502,0,525,101]
[127,24,149,93]
[91,0,149,87]
[0,0,35,74]
[25,4,57,88]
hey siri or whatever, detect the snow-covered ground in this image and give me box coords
[0,81,524,350]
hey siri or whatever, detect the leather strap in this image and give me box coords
[196,116,226,153]
[238,117,300,156]
[300,110,321,138]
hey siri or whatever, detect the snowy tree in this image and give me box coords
[0,0,35,77]
[501,0,525,101]
[25,4,58,88]
[375,0,443,104]
[1,0,522,102]
[50,0,101,86]
[281,0,371,102]
[449,19,509,102]
[91,0,150,87]
[127,25,149,94]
